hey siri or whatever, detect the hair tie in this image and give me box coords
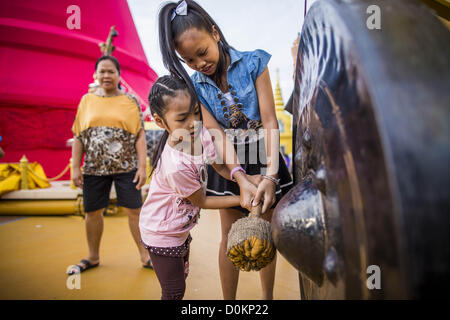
[171,0,188,21]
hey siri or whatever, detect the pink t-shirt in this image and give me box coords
[139,127,216,247]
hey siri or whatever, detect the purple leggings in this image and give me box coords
[148,250,190,300]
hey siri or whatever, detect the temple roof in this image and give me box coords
[274,69,285,110]
[0,0,157,112]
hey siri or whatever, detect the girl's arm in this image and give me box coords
[211,162,264,186]
[187,187,240,209]
[200,104,257,210]
[210,162,231,181]
[134,128,147,190]
[253,67,279,214]
[211,163,263,186]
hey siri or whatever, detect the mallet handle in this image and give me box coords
[250,204,262,218]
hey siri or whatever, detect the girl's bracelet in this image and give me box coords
[230,166,246,181]
[261,174,280,186]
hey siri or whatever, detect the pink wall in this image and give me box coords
[0,0,158,179]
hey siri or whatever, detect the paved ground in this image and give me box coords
[0,209,300,300]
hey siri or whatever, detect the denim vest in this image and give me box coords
[191,47,271,129]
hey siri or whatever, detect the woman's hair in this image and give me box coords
[95,55,122,89]
[148,75,190,176]
[158,0,231,108]
[95,55,121,75]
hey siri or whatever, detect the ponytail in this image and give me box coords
[158,0,232,107]
[158,2,199,115]
[150,130,169,177]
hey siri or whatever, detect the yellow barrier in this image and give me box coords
[0,198,83,216]
[0,158,51,196]
[0,155,152,216]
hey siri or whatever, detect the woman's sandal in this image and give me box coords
[67,259,99,275]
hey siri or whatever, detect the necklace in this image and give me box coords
[102,90,121,97]
[94,88,123,97]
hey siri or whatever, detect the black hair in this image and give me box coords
[148,75,191,176]
[158,0,232,106]
[95,55,122,89]
[95,55,121,74]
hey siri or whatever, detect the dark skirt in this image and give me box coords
[206,136,293,214]
[142,234,192,258]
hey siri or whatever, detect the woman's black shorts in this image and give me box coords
[82,169,143,213]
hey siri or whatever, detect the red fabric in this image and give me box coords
[0,0,157,179]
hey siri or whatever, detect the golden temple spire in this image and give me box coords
[274,68,284,111]
[273,68,292,157]
[99,25,118,56]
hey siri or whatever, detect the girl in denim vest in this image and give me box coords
[158,0,293,300]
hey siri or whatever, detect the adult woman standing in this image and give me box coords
[67,55,151,274]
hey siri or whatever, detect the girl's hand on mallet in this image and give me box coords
[238,178,258,211]
[252,178,276,214]
[246,174,264,187]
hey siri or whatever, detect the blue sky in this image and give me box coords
[128,0,317,103]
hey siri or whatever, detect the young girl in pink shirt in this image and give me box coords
[139,75,250,300]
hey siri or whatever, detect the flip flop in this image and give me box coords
[67,259,99,275]
[142,259,153,269]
